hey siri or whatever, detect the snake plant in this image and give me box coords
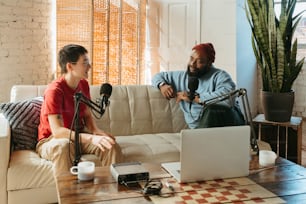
[245,0,305,93]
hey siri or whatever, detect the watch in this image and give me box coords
[158,82,166,89]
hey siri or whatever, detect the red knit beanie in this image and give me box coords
[192,43,215,63]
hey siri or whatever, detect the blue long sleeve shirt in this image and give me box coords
[152,66,238,128]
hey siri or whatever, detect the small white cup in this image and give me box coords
[259,150,277,167]
[70,161,95,181]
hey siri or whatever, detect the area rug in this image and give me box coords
[148,177,285,204]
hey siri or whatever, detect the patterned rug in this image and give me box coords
[148,177,285,204]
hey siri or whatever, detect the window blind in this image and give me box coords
[56,0,146,85]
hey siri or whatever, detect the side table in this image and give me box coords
[253,114,303,164]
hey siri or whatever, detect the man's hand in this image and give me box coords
[160,84,175,99]
[176,91,191,103]
[91,135,115,152]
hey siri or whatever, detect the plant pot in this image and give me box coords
[261,91,294,122]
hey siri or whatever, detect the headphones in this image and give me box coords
[142,180,163,195]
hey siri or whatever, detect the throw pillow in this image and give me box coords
[0,97,43,150]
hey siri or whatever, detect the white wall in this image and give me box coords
[200,0,258,116]
[200,0,236,81]
[0,0,55,103]
[236,0,258,115]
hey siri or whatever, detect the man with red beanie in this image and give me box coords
[152,43,245,128]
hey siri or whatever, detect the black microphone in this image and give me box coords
[99,83,112,114]
[187,76,199,101]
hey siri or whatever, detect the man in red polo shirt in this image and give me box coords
[37,44,122,176]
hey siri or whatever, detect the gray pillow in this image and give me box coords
[0,97,43,150]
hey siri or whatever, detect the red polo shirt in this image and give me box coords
[38,77,90,141]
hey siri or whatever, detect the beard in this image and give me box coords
[187,65,210,78]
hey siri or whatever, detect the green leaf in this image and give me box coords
[245,0,305,93]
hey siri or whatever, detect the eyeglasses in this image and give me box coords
[71,61,92,67]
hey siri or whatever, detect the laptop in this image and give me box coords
[162,125,250,183]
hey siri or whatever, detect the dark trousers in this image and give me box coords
[198,105,245,128]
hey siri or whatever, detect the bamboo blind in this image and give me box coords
[56,0,146,85]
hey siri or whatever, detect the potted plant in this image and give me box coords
[245,0,305,122]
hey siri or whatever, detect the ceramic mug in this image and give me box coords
[259,150,277,167]
[70,161,95,181]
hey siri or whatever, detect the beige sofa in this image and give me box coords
[0,85,187,204]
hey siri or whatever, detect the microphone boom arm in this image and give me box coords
[73,92,106,166]
[75,92,105,115]
[202,88,258,154]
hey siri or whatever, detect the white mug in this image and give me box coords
[259,150,277,167]
[70,161,95,181]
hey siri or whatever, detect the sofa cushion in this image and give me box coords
[116,133,181,163]
[7,150,54,191]
[90,85,188,136]
[0,97,43,150]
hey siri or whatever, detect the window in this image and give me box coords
[57,0,147,85]
[274,0,306,61]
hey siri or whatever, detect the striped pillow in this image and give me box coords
[0,97,43,150]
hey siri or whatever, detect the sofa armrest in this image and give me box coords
[0,113,10,204]
[0,113,11,166]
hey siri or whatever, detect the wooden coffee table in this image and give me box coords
[56,157,306,203]
[55,163,168,204]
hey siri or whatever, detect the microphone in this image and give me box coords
[187,76,199,101]
[99,83,112,114]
